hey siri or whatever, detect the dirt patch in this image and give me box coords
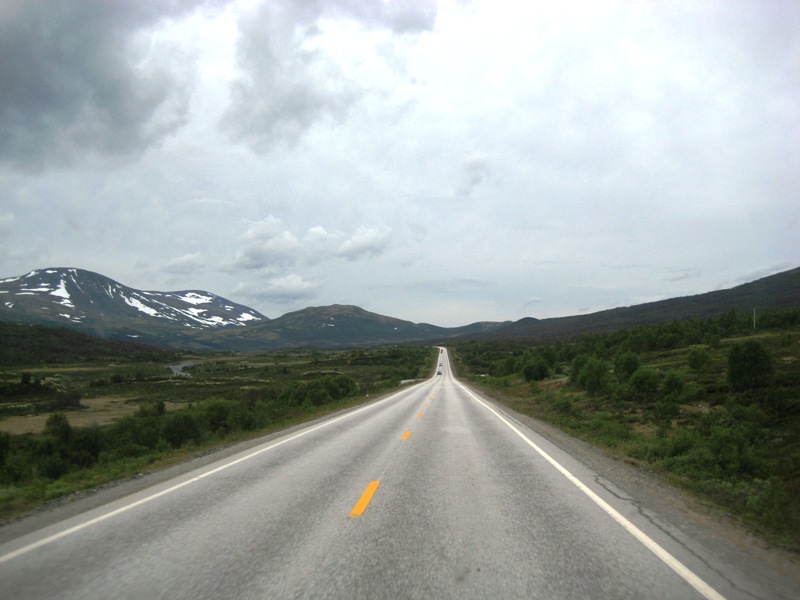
[0,397,185,435]
[537,376,568,391]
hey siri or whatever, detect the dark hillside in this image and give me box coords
[196,304,454,351]
[491,266,800,341]
[0,322,176,365]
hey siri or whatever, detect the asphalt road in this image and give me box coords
[1,348,798,599]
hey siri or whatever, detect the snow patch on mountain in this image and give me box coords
[180,293,214,305]
[52,279,74,308]
[125,296,161,317]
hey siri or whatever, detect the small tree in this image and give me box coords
[324,374,358,400]
[728,341,773,391]
[0,431,10,465]
[614,351,640,382]
[570,354,590,383]
[162,412,201,448]
[628,367,660,402]
[45,412,72,446]
[523,359,550,382]
[687,347,712,372]
[660,370,685,401]
[579,357,610,396]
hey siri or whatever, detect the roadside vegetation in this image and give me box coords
[0,339,435,520]
[452,308,800,549]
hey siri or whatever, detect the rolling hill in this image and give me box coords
[487,266,800,342]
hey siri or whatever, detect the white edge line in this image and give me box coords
[0,385,425,566]
[456,380,726,600]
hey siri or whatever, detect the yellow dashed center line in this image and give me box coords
[350,481,381,518]
[417,412,424,418]
[402,430,412,440]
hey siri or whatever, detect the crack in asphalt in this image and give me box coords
[592,475,759,600]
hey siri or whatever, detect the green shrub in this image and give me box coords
[585,416,632,447]
[660,370,685,400]
[628,367,660,402]
[70,424,104,466]
[110,415,161,450]
[305,381,333,406]
[553,398,574,415]
[38,455,69,480]
[523,359,550,382]
[614,351,640,382]
[0,431,10,466]
[162,412,201,448]
[728,341,774,391]
[578,357,610,396]
[45,412,72,446]
[202,398,234,434]
[653,401,680,436]
[687,347,712,371]
[570,354,590,383]
[324,374,358,400]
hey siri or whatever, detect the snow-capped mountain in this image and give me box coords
[0,268,267,343]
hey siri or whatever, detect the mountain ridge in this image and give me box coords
[0,268,267,347]
[1,265,798,351]
[487,266,800,342]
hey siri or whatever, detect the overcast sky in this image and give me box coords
[1,0,798,327]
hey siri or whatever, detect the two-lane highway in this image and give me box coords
[1,348,797,598]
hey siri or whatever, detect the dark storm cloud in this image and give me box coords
[0,0,201,171]
[220,0,436,150]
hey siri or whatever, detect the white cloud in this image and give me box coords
[305,225,334,244]
[337,226,391,260]
[163,252,204,275]
[231,217,391,272]
[233,216,300,270]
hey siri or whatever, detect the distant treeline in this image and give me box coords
[458,307,799,378]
